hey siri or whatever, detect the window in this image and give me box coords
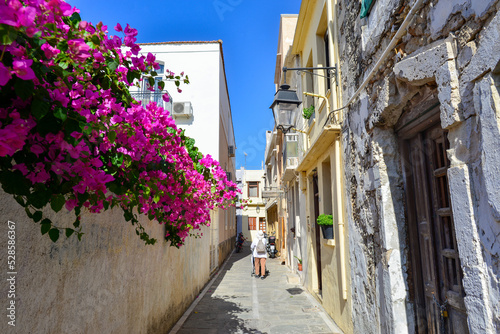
[285,134,299,158]
[324,31,331,91]
[248,181,259,198]
[157,63,164,75]
[248,217,257,230]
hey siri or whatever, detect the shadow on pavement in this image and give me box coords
[177,247,270,334]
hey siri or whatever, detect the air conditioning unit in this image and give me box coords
[228,145,235,157]
[172,102,193,118]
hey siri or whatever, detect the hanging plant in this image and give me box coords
[302,105,315,119]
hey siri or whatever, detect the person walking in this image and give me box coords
[251,230,268,279]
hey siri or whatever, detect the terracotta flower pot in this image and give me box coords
[298,263,303,271]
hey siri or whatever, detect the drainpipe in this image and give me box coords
[335,137,347,300]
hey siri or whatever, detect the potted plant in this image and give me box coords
[302,105,315,120]
[294,256,303,271]
[317,214,334,239]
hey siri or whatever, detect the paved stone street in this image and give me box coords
[170,246,343,334]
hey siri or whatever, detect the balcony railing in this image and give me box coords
[262,187,282,199]
[130,92,173,112]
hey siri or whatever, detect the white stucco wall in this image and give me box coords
[0,190,211,334]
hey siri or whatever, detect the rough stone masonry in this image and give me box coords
[337,0,500,333]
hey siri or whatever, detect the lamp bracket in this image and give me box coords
[276,124,295,134]
[283,66,338,86]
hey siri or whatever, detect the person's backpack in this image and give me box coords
[256,238,266,254]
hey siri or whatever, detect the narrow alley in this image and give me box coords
[170,247,343,334]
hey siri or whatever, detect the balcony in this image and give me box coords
[282,156,298,182]
[262,187,282,199]
[282,133,298,183]
[130,91,173,112]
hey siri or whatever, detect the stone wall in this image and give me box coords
[337,0,500,332]
[0,190,214,334]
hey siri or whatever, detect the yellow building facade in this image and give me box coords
[273,1,352,332]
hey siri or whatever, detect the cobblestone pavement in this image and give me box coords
[171,246,343,334]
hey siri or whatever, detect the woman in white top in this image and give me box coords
[250,230,267,279]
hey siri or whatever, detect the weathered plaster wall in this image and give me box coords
[0,190,212,334]
[338,0,500,332]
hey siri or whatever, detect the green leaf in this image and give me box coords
[14,79,35,100]
[0,24,17,45]
[48,228,60,242]
[73,218,80,228]
[0,170,30,196]
[0,24,18,45]
[37,113,63,136]
[108,182,126,195]
[54,106,67,121]
[65,228,75,238]
[124,211,133,222]
[14,196,25,206]
[31,98,51,120]
[101,76,110,90]
[50,194,66,212]
[33,211,43,222]
[69,12,81,27]
[79,121,92,135]
[28,187,51,209]
[107,60,119,72]
[63,118,80,137]
[158,81,165,91]
[153,195,160,203]
[91,35,100,46]
[41,222,51,235]
[108,130,117,143]
[148,76,155,88]
[57,40,68,52]
[126,71,135,84]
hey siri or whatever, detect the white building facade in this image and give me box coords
[236,167,266,242]
[132,41,237,272]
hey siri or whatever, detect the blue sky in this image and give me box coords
[69,0,302,170]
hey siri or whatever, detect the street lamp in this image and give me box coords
[270,66,337,134]
[256,205,260,214]
[269,84,302,134]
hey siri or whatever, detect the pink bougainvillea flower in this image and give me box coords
[47,0,75,16]
[41,42,60,59]
[0,62,12,86]
[65,198,78,211]
[123,24,138,37]
[162,94,170,103]
[0,1,35,28]
[114,23,122,32]
[0,2,17,27]
[12,59,35,80]
[79,20,88,30]
[68,38,90,61]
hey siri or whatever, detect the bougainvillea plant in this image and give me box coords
[0,0,240,247]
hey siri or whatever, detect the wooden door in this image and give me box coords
[259,218,266,232]
[313,172,322,292]
[400,110,468,334]
[248,217,256,231]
